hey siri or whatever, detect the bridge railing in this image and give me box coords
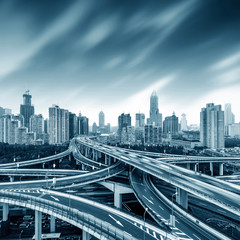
[0,191,137,240]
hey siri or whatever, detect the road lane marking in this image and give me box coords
[108,214,123,227]
[50,196,59,201]
[143,195,154,205]
[158,205,164,210]
[193,233,201,240]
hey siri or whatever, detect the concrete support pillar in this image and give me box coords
[105,155,108,165]
[9,176,14,182]
[35,210,42,240]
[186,163,190,170]
[194,164,198,172]
[95,150,98,161]
[69,154,71,161]
[114,185,122,209]
[2,203,9,221]
[210,162,213,176]
[109,156,112,165]
[113,158,116,163]
[219,163,224,176]
[176,188,188,210]
[50,215,55,233]
[82,230,90,240]
[81,164,85,171]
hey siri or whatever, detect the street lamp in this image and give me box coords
[171,192,178,227]
[143,207,148,240]
[19,230,23,240]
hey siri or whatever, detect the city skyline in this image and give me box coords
[0,0,240,125]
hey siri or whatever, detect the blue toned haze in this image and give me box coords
[0,0,240,125]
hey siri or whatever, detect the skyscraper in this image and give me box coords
[92,122,97,134]
[78,114,89,135]
[200,103,224,149]
[49,105,69,144]
[148,91,162,127]
[180,113,188,131]
[135,113,145,128]
[99,111,105,128]
[20,91,34,130]
[224,103,235,136]
[30,114,44,139]
[118,113,131,136]
[0,115,11,143]
[69,112,77,139]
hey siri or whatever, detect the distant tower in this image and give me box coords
[135,113,145,128]
[99,111,105,128]
[224,103,235,136]
[180,114,188,131]
[149,91,162,127]
[200,103,224,149]
[20,90,34,130]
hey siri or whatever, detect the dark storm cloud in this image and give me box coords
[0,0,240,124]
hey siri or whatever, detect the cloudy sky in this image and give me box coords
[0,0,240,126]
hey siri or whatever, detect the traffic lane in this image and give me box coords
[132,169,211,240]
[120,156,240,211]
[41,192,159,240]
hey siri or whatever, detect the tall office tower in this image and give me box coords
[163,112,179,135]
[44,119,49,134]
[20,91,34,130]
[92,122,97,134]
[180,113,188,131]
[49,105,69,144]
[144,125,161,145]
[135,113,145,128]
[99,111,105,128]
[16,127,27,144]
[30,114,44,139]
[78,115,89,135]
[0,107,4,116]
[69,113,77,139]
[224,103,235,136]
[13,114,24,127]
[200,103,224,149]
[0,115,11,143]
[149,91,162,127]
[118,113,131,136]
[9,120,19,144]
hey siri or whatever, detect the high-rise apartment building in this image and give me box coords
[135,113,145,128]
[224,103,235,136]
[20,91,34,130]
[0,115,11,143]
[69,113,78,139]
[30,114,44,139]
[163,112,179,135]
[144,125,162,145]
[49,105,69,144]
[0,107,4,116]
[78,115,89,135]
[16,127,27,144]
[148,91,162,127]
[118,113,131,136]
[92,122,97,134]
[99,111,105,128]
[200,103,224,149]
[180,113,188,131]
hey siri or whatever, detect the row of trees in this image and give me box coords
[0,143,68,164]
